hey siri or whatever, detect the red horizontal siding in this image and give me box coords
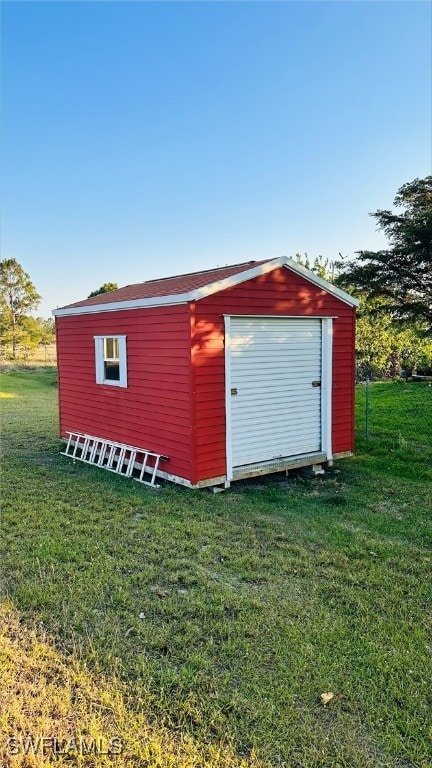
[193,267,355,482]
[59,397,190,428]
[56,305,194,483]
[57,267,355,488]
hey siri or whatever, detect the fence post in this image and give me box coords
[365,377,370,439]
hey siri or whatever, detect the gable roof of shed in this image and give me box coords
[53,256,358,317]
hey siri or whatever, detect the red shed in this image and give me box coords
[53,256,358,488]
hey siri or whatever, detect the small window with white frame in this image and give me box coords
[94,335,127,388]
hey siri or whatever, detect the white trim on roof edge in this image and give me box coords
[52,256,358,317]
[281,257,359,307]
[52,294,191,317]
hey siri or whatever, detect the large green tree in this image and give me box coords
[337,176,432,330]
[0,258,41,358]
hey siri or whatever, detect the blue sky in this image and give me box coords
[2,1,431,317]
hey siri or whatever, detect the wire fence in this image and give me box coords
[0,343,57,366]
[355,372,432,453]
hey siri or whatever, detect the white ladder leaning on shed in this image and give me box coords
[61,431,168,488]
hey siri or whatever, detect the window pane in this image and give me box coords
[104,337,119,360]
[104,361,120,381]
[104,338,113,358]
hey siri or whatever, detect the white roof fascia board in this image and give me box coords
[52,259,284,318]
[189,257,285,301]
[52,254,358,317]
[52,293,190,317]
[190,255,358,307]
[282,257,359,308]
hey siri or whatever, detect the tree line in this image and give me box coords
[0,259,55,361]
[0,262,118,361]
[1,175,431,374]
[297,175,432,378]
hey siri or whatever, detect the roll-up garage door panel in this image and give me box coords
[230,317,322,467]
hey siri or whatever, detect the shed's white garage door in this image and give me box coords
[228,317,322,468]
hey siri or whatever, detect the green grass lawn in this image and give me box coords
[1,369,431,767]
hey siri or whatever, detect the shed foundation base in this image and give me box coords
[231,451,328,481]
[106,451,353,488]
